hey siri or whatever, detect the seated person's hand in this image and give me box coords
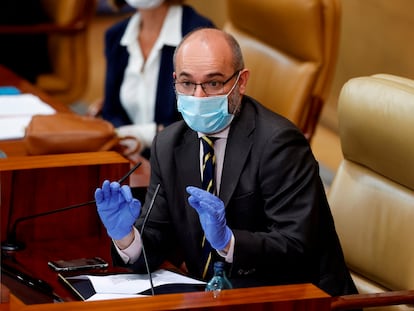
[95,180,141,240]
[87,98,103,117]
[186,186,232,250]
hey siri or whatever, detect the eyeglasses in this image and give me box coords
[174,71,240,96]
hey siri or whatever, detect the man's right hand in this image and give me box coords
[95,180,141,240]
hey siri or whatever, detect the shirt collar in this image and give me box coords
[121,5,182,48]
[197,127,230,140]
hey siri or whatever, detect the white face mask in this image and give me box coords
[125,0,164,9]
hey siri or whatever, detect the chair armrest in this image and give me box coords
[331,290,414,311]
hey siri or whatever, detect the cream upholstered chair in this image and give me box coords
[329,74,414,311]
[0,0,97,106]
[36,0,97,105]
[223,0,341,140]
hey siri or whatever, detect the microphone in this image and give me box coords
[139,183,161,296]
[1,162,142,252]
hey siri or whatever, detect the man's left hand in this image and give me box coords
[186,186,232,250]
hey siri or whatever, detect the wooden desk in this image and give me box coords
[0,65,150,187]
[5,283,331,311]
[0,152,131,303]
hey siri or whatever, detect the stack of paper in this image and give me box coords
[0,94,55,140]
[59,269,206,301]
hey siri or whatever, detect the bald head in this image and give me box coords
[173,28,244,81]
[173,27,249,108]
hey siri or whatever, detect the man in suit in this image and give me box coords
[95,27,358,297]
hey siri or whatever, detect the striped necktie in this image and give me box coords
[200,136,217,279]
[201,136,217,193]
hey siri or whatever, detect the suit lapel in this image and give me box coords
[220,98,255,207]
[175,130,202,191]
[175,130,204,237]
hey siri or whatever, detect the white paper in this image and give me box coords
[0,94,55,140]
[66,269,205,296]
[86,293,147,301]
[0,94,55,116]
[0,116,32,140]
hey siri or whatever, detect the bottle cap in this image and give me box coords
[213,261,225,269]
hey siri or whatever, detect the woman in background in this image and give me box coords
[90,0,214,158]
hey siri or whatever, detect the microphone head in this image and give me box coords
[1,239,25,252]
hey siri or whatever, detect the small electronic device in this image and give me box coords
[0,86,21,95]
[48,257,108,272]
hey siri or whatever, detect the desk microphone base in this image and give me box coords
[1,240,25,252]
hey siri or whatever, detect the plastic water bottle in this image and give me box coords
[205,261,233,298]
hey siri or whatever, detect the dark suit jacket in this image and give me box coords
[101,5,214,128]
[113,95,358,297]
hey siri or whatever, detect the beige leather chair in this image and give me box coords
[0,0,97,106]
[223,0,341,140]
[329,74,414,311]
[37,0,97,105]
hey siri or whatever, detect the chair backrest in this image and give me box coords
[329,74,414,310]
[223,0,341,140]
[35,0,97,105]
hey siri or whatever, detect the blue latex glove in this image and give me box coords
[186,186,232,250]
[95,180,141,240]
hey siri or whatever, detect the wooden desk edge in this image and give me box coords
[0,151,129,171]
[6,283,330,311]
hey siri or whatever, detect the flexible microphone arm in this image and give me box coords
[1,162,142,252]
[140,183,161,296]
[2,200,96,252]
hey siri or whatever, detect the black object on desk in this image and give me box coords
[1,262,63,303]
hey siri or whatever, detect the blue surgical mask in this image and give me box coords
[177,77,239,134]
[177,94,233,134]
